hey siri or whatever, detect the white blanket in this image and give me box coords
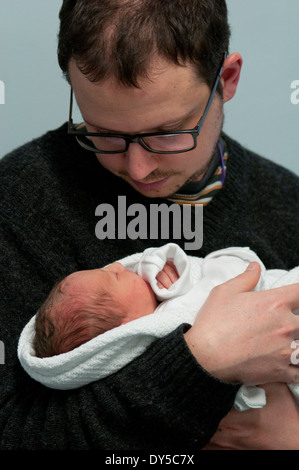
[18,244,299,411]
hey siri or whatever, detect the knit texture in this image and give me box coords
[0,123,299,449]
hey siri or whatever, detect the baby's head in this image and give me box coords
[34,262,158,358]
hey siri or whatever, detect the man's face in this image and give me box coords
[69,58,224,198]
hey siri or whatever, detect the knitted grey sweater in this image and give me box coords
[0,124,298,450]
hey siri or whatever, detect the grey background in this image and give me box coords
[0,0,298,175]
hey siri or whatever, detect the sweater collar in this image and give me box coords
[167,138,228,206]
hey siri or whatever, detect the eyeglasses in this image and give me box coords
[68,60,224,155]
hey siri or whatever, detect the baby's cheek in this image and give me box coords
[143,283,159,312]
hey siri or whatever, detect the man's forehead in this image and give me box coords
[69,57,204,97]
[69,59,207,133]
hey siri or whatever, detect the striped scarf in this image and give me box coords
[167,141,228,206]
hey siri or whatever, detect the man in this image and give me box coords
[0,0,299,450]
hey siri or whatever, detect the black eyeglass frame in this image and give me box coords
[68,58,224,155]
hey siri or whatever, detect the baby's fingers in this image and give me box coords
[156,262,179,289]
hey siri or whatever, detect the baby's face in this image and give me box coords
[64,263,158,323]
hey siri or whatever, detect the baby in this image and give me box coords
[18,243,299,412]
[33,258,179,358]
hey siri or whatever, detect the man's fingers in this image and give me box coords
[272,283,299,311]
[217,262,262,294]
[284,364,299,384]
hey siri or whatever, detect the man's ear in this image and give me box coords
[220,52,243,103]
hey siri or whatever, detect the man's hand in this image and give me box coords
[203,383,299,450]
[156,261,179,289]
[184,262,299,386]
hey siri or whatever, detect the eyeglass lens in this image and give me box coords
[83,133,195,152]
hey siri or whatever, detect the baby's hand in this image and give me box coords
[156,261,179,289]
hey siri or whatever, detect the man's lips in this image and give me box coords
[132,177,169,191]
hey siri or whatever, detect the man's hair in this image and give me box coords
[34,279,122,358]
[57,0,230,88]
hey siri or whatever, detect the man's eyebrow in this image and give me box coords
[83,106,201,134]
[84,119,186,134]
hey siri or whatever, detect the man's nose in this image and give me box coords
[124,143,159,181]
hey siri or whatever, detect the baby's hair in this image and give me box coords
[34,276,122,358]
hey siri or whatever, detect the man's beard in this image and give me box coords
[167,126,223,197]
[117,115,224,199]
